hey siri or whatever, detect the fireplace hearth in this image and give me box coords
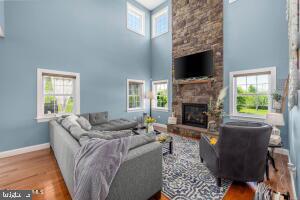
[182,103,208,128]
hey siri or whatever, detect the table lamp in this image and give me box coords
[145,91,155,117]
[266,112,285,145]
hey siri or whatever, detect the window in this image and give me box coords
[127,79,145,111]
[127,2,145,36]
[37,69,80,122]
[152,80,168,111]
[152,6,168,38]
[230,67,276,119]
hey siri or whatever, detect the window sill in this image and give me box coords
[153,108,169,112]
[229,114,266,122]
[36,115,58,123]
[36,113,74,123]
[127,108,145,113]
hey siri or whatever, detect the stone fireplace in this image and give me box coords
[182,103,208,128]
[167,0,223,138]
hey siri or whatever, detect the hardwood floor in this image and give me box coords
[0,140,294,200]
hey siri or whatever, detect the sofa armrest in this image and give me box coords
[199,135,219,175]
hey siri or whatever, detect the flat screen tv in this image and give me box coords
[174,50,214,80]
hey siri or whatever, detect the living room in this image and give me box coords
[0,0,299,200]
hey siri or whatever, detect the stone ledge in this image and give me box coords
[167,124,219,139]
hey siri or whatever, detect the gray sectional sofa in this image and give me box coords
[49,112,162,200]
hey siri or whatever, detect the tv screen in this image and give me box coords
[174,50,214,79]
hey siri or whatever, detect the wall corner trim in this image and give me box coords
[0,143,50,159]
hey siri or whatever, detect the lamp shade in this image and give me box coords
[266,113,285,126]
[146,91,155,99]
[0,25,4,38]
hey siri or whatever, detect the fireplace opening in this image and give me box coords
[182,103,208,128]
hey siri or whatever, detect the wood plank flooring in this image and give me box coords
[0,134,294,200]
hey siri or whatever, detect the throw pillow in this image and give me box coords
[66,114,81,128]
[56,116,64,124]
[61,118,75,131]
[69,125,88,140]
[89,112,108,125]
[77,116,92,131]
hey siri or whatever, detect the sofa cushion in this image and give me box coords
[69,125,88,140]
[56,116,65,124]
[77,116,92,131]
[66,114,81,128]
[80,113,90,121]
[109,119,138,130]
[92,123,118,131]
[61,118,76,131]
[89,112,108,125]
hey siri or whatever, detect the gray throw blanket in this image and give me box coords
[74,134,155,200]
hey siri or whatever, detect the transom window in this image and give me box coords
[127,2,145,36]
[127,79,145,111]
[37,69,80,122]
[152,7,168,38]
[230,67,276,119]
[152,80,168,110]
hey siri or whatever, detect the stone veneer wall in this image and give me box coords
[172,0,224,124]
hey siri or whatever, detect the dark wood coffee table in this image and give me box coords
[132,128,173,155]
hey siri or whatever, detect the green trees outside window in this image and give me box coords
[236,85,269,116]
[44,76,74,114]
[156,90,168,108]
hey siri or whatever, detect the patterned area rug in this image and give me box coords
[162,134,232,200]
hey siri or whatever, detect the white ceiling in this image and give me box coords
[135,0,167,10]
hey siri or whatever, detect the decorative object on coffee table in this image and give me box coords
[145,116,156,133]
[132,127,173,155]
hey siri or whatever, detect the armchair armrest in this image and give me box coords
[199,135,219,175]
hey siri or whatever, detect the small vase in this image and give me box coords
[147,123,154,133]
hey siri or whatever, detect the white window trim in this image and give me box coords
[127,79,145,112]
[151,6,169,38]
[127,2,145,36]
[36,68,80,123]
[229,66,276,121]
[152,80,169,112]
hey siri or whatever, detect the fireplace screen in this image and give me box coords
[182,103,208,128]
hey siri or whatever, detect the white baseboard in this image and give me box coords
[0,143,50,159]
[153,123,167,129]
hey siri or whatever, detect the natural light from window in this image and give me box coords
[230,67,276,119]
[152,80,168,110]
[36,69,80,122]
[152,7,168,38]
[127,79,145,111]
[127,2,145,36]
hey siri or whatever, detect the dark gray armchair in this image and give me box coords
[200,121,272,186]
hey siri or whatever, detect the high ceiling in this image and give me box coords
[135,0,167,10]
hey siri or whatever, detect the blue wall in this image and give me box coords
[150,0,172,124]
[0,0,4,32]
[0,0,151,152]
[223,0,289,147]
[289,92,300,196]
